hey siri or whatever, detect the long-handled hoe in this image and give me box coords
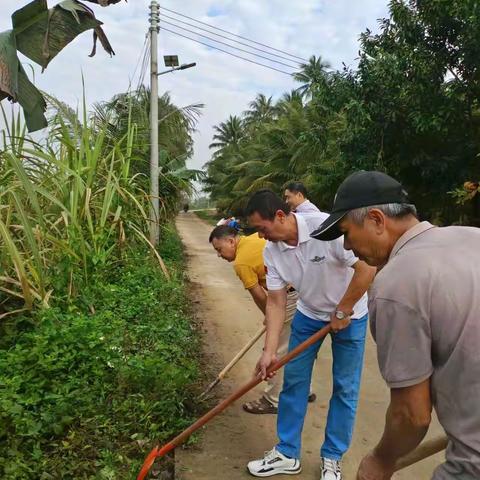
[394,435,448,471]
[199,325,266,400]
[137,321,447,479]
[137,323,332,479]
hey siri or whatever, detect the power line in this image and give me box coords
[160,27,294,76]
[129,33,148,90]
[160,20,299,70]
[161,6,308,63]
[160,12,301,66]
[137,38,151,90]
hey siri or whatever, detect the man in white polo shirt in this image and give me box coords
[244,190,376,480]
[284,181,321,214]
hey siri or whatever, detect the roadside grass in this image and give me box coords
[0,225,202,479]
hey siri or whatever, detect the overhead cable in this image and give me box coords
[160,20,299,69]
[160,13,301,66]
[137,39,151,90]
[160,27,295,76]
[161,6,308,62]
[129,33,148,90]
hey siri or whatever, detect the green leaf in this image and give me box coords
[0,29,47,131]
[11,0,48,34]
[0,30,19,101]
[13,0,112,70]
[16,63,47,131]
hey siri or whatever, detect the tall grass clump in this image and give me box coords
[0,97,167,313]
[0,94,204,477]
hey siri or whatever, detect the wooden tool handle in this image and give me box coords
[137,323,332,479]
[218,325,266,379]
[394,435,448,471]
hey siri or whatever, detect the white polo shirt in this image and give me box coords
[263,212,368,321]
[294,199,320,214]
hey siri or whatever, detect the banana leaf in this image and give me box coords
[0,30,47,131]
[17,63,48,131]
[83,0,125,4]
[0,30,18,101]
[13,0,114,70]
[0,0,118,132]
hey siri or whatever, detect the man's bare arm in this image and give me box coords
[356,379,432,479]
[332,260,376,331]
[248,283,267,314]
[376,379,432,463]
[254,287,287,379]
[338,260,376,313]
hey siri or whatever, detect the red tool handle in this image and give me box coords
[137,323,333,480]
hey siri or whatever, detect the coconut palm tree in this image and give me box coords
[293,55,331,98]
[209,115,244,152]
[92,87,204,215]
[243,94,276,125]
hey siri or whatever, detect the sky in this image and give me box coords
[0,0,390,182]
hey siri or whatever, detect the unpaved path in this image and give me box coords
[175,212,444,480]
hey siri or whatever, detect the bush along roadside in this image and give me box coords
[0,225,200,479]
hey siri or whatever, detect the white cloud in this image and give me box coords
[0,0,389,174]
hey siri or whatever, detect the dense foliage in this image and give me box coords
[92,87,204,214]
[204,0,480,225]
[0,87,203,477]
[0,227,200,479]
[0,88,202,312]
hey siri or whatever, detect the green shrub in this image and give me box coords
[0,230,199,479]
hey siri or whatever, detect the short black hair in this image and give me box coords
[209,225,239,243]
[245,189,290,220]
[285,181,307,197]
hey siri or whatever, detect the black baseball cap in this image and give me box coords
[311,171,409,241]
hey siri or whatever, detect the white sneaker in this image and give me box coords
[321,457,342,480]
[247,447,302,477]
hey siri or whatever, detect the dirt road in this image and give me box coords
[175,212,444,480]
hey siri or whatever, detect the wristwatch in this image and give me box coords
[334,309,352,320]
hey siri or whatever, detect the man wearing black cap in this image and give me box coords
[312,171,480,480]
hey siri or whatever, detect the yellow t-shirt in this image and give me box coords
[234,233,267,290]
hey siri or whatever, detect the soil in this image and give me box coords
[174,212,445,480]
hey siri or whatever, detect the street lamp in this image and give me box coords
[158,61,196,76]
[149,41,197,245]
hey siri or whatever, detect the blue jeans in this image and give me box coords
[276,310,367,460]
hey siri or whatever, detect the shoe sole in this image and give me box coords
[247,465,302,477]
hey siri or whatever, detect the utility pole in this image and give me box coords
[149,1,160,245]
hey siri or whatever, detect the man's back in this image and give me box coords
[370,223,480,479]
[234,233,267,290]
[294,199,320,214]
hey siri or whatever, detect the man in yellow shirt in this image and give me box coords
[209,225,315,414]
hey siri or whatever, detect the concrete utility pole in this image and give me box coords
[149,1,160,245]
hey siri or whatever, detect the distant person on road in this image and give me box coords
[209,225,315,414]
[312,171,480,480]
[246,190,375,480]
[284,181,320,214]
[183,203,189,213]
